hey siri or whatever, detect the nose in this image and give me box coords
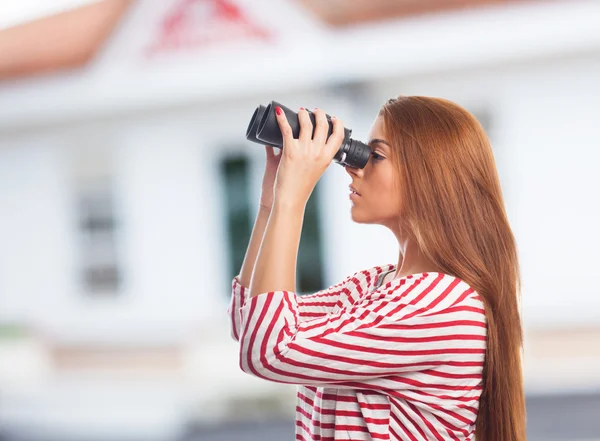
[345,163,364,177]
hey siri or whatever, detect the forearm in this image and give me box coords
[238,206,272,288]
[249,200,306,297]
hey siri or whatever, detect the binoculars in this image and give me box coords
[245,101,371,169]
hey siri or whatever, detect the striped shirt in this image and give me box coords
[227,263,487,441]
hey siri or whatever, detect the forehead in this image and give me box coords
[368,115,385,136]
[367,115,388,145]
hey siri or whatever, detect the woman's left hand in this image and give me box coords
[272,107,345,208]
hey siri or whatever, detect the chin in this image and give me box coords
[350,207,373,224]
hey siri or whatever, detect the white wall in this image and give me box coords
[0,136,73,327]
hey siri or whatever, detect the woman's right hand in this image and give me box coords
[259,145,282,211]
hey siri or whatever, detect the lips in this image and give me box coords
[349,185,361,196]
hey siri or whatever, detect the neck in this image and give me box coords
[393,230,440,279]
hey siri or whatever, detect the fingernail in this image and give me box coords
[331,115,337,119]
[299,107,304,111]
[275,106,282,116]
[314,107,319,111]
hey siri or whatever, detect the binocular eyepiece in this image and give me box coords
[245,101,371,169]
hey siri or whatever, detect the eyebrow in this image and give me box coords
[368,138,390,148]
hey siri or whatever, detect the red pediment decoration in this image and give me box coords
[147,0,271,55]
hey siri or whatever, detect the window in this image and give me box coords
[296,182,324,293]
[75,177,122,295]
[221,155,253,284]
[220,153,324,294]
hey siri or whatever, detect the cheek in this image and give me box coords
[380,173,396,194]
[349,165,401,222]
[374,169,398,206]
[374,184,400,214]
[360,168,401,218]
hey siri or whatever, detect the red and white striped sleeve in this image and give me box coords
[238,272,486,386]
[227,271,369,342]
[227,277,249,341]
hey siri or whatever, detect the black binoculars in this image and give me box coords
[245,101,371,169]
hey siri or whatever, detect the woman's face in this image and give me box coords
[345,115,402,226]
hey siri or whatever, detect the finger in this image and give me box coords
[274,106,294,148]
[265,145,273,158]
[311,108,328,147]
[298,107,313,145]
[324,116,345,158]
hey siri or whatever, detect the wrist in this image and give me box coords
[273,195,307,214]
[258,203,272,213]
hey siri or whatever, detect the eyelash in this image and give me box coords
[371,152,384,161]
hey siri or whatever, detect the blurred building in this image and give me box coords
[0,0,599,440]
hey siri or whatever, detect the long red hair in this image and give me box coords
[381,96,526,441]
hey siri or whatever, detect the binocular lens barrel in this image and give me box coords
[245,101,371,169]
[245,105,267,145]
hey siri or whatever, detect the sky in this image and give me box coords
[0,0,98,29]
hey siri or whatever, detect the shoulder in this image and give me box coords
[375,271,485,319]
[349,263,395,288]
[331,263,395,296]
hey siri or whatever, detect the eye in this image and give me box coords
[370,152,384,162]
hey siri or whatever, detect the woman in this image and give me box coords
[227,96,526,441]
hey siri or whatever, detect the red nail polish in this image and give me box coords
[299,107,304,111]
[275,106,282,116]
